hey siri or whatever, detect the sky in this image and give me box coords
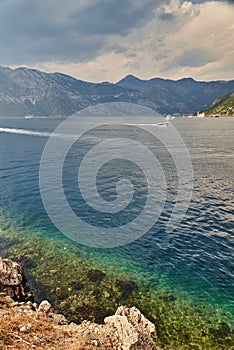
[0,0,233,82]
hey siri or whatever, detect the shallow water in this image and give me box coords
[0,116,233,349]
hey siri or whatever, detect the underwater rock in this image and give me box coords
[14,255,37,271]
[0,237,19,257]
[71,281,84,291]
[87,269,106,282]
[0,258,164,349]
[159,294,177,302]
[0,257,34,302]
[115,279,138,299]
[74,303,110,324]
[209,322,231,339]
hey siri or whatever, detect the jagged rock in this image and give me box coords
[52,313,68,325]
[104,306,158,350]
[0,259,162,349]
[0,292,15,308]
[0,257,34,302]
[105,314,138,349]
[38,300,54,315]
[116,306,156,335]
[37,300,68,325]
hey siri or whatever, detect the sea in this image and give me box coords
[0,116,233,349]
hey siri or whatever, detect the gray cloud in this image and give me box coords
[0,0,165,65]
[189,0,233,3]
[158,12,175,21]
[173,48,216,67]
[154,50,169,61]
[71,0,158,36]
[0,0,232,82]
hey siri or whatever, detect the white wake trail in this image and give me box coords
[0,127,51,137]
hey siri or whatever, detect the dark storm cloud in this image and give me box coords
[71,0,158,36]
[0,0,164,65]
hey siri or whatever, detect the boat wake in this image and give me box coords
[0,127,51,137]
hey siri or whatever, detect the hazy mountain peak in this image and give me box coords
[117,74,143,84]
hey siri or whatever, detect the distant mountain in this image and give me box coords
[0,66,233,117]
[117,75,234,115]
[0,67,155,117]
[204,93,234,116]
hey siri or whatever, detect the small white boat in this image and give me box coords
[25,115,33,119]
[165,114,175,121]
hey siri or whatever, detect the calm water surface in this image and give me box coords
[0,116,233,348]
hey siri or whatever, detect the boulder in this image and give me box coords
[38,300,54,315]
[0,258,162,349]
[37,300,68,325]
[0,257,34,302]
[104,306,158,350]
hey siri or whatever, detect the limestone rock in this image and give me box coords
[52,313,68,325]
[0,292,15,308]
[38,300,54,315]
[37,300,68,325]
[105,314,139,349]
[0,257,34,302]
[104,306,158,350]
[0,258,163,349]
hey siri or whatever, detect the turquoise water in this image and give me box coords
[0,116,233,349]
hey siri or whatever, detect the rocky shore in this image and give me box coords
[0,257,163,349]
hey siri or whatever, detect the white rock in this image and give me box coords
[38,300,53,314]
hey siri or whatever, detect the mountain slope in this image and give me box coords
[0,67,155,117]
[205,93,234,116]
[0,67,233,117]
[116,75,234,115]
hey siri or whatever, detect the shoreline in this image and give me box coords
[0,257,162,350]
[0,228,233,349]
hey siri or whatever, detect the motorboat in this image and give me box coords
[165,114,175,121]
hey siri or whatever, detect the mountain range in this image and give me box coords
[0,66,233,117]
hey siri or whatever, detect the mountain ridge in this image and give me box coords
[0,66,233,117]
[116,74,234,115]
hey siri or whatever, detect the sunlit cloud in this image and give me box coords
[1,0,234,81]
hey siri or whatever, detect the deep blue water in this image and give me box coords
[0,116,233,317]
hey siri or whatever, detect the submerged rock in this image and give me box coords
[87,269,106,282]
[14,255,37,271]
[115,279,138,300]
[159,294,177,302]
[0,258,163,349]
[209,322,232,339]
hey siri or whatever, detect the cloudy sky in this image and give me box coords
[0,0,233,82]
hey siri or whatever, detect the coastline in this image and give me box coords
[0,257,162,350]
[0,227,233,350]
